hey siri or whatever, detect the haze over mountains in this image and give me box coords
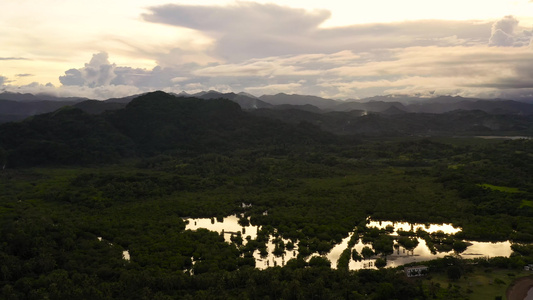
[2,90,533,123]
[0,91,531,149]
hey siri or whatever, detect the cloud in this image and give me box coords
[489,15,519,46]
[2,45,533,101]
[0,57,29,61]
[143,3,494,61]
[7,4,533,102]
[155,47,219,68]
[307,47,528,97]
[194,45,533,99]
[244,82,305,95]
[193,59,322,77]
[143,3,330,35]
[0,76,7,86]
[13,44,523,101]
[143,2,330,60]
[59,52,117,87]
[2,81,145,100]
[58,52,204,90]
[16,74,33,77]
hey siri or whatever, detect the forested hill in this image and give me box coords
[108,91,334,154]
[0,91,335,167]
[251,108,533,136]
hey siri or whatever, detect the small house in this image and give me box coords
[405,265,429,277]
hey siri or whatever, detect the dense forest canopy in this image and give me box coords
[1,91,532,299]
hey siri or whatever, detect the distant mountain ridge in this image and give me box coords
[0,99,85,123]
[2,91,533,125]
[185,90,273,110]
[184,91,533,115]
[0,91,89,102]
[1,90,532,168]
[259,93,340,109]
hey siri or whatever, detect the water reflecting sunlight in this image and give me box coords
[184,215,514,271]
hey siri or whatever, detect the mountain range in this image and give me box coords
[2,91,533,124]
[1,90,532,167]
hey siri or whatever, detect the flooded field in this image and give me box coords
[184,215,515,270]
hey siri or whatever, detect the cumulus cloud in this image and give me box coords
[58,52,200,91]
[64,52,313,96]
[489,15,519,46]
[59,52,117,87]
[6,4,533,101]
[38,44,532,100]
[2,44,532,101]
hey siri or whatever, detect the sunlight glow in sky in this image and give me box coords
[1,0,533,99]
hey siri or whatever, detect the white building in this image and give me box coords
[405,265,429,277]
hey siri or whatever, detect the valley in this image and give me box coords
[0,91,532,299]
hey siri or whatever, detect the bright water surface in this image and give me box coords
[184,215,514,270]
[185,215,296,269]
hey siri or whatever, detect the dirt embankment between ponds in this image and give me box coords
[507,276,533,300]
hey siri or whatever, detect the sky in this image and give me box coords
[2,0,533,100]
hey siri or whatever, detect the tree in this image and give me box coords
[308,256,331,268]
[452,240,469,253]
[375,257,387,268]
[0,147,6,169]
[372,235,394,255]
[361,246,374,259]
[447,265,462,281]
[273,241,285,257]
[352,249,362,262]
[398,236,419,251]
